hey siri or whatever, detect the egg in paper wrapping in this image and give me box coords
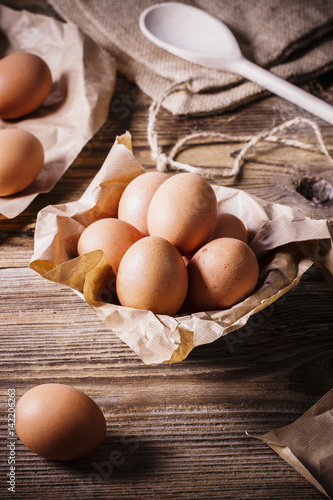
[118,171,170,235]
[116,236,188,315]
[0,52,52,119]
[0,129,44,196]
[147,172,218,255]
[186,237,259,311]
[77,217,144,274]
[212,212,248,243]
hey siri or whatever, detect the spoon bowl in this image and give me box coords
[140,2,333,124]
[140,2,241,67]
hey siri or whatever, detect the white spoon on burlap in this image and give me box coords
[140,2,333,125]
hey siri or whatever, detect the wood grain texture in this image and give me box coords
[1,1,333,499]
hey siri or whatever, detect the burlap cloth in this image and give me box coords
[48,0,333,115]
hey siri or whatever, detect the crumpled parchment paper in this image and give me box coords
[254,387,333,498]
[29,131,333,365]
[0,4,116,218]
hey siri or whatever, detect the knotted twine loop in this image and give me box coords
[147,80,333,179]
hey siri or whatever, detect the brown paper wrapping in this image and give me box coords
[254,388,333,498]
[29,132,333,365]
[0,5,116,219]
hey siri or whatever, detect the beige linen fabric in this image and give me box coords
[48,0,333,115]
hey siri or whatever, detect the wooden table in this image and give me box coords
[1,2,333,499]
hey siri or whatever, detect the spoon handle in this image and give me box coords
[234,57,333,125]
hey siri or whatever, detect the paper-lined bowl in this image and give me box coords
[29,132,333,364]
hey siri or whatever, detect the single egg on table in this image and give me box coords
[0,128,44,196]
[0,52,52,119]
[15,383,106,461]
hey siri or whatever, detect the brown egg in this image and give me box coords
[116,236,188,315]
[118,171,170,235]
[187,237,259,311]
[0,128,44,196]
[147,173,217,255]
[0,52,52,119]
[15,383,106,461]
[212,212,248,243]
[77,218,144,273]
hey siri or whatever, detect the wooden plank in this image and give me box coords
[0,264,332,498]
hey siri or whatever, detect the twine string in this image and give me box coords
[147,81,333,179]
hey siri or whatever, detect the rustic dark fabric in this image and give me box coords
[49,0,333,115]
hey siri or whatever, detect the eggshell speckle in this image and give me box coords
[15,383,106,461]
[147,173,217,255]
[0,128,44,196]
[118,171,170,235]
[116,236,188,315]
[187,237,259,311]
[0,52,52,119]
[77,217,144,273]
[212,212,248,243]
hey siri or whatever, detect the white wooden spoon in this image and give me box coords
[140,2,333,124]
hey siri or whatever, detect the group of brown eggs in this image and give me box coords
[0,52,52,196]
[78,171,259,315]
